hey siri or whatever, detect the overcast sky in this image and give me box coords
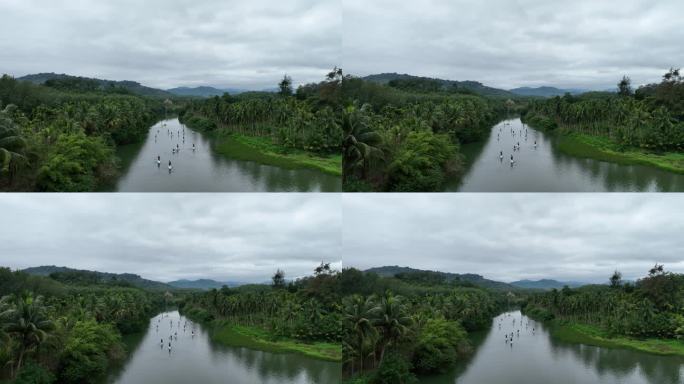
[343,194,684,284]
[0,194,341,283]
[344,0,684,90]
[0,0,340,90]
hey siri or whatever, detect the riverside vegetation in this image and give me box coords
[0,263,344,384]
[0,75,168,191]
[342,68,684,191]
[341,76,506,192]
[523,68,684,173]
[179,68,343,176]
[340,268,504,383]
[524,265,684,356]
[0,68,345,191]
[180,263,342,362]
[0,267,164,384]
[342,266,684,384]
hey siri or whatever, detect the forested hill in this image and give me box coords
[18,73,173,98]
[364,266,517,290]
[362,73,515,98]
[166,86,249,98]
[510,279,587,290]
[22,266,174,290]
[509,86,590,98]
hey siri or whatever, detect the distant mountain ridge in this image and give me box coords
[22,266,250,291]
[18,73,173,98]
[364,266,517,290]
[362,73,515,98]
[167,279,246,290]
[509,86,589,98]
[166,86,249,98]
[510,279,587,290]
[22,266,174,290]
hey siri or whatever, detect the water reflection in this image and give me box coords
[451,119,684,192]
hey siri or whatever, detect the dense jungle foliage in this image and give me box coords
[0,267,165,384]
[524,265,684,340]
[179,68,344,155]
[180,263,342,346]
[341,76,506,192]
[0,75,168,191]
[340,268,505,384]
[523,69,684,152]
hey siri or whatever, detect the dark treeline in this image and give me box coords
[180,263,342,345]
[524,265,684,339]
[341,268,506,384]
[341,76,506,192]
[0,75,169,191]
[523,68,684,152]
[0,267,166,384]
[179,68,343,154]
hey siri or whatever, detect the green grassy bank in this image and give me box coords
[555,132,684,174]
[211,132,341,176]
[210,321,342,362]
[551,322,684,356]
[522,114,684,174]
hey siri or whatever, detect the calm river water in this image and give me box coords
[420,311,684,384]
[450,118,684,192]
[110,119,341,192]
[106,311,340,384]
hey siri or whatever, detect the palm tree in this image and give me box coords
[368,292,412,366]
[1,294,54,378]
[342,103,384,184]
[343,295,376,373]
[0,105,28,183]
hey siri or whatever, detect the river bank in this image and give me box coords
[211,321,342,362]
[182,311,341,363]
[522,116,684,174]
[180,115,341,176]
[210,131,342,176]
[550,321,684,356]
[523,307,684,357]
[556,132,684,174]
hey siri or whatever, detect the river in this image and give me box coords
[449,118,684,192]
[110,119,341,192]
[419,311,683,384]
[106,311,340,384]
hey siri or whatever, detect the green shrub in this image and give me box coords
[36,133,114,191]
[412,318,470,374]
[58,320,124,383]
[370,352,417,384]
[387,131,459,192]
[14,361,55,384]
[525,306,555,321]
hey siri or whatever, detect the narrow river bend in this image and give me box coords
[107,311,340,384]
[420,311,684,384]
[449,118,684,192]
[110,119,341,192]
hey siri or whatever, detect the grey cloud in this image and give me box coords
[0,0,341,89]
[0,194,341,283]
[343,0,684,89]
[343,194,684,283]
